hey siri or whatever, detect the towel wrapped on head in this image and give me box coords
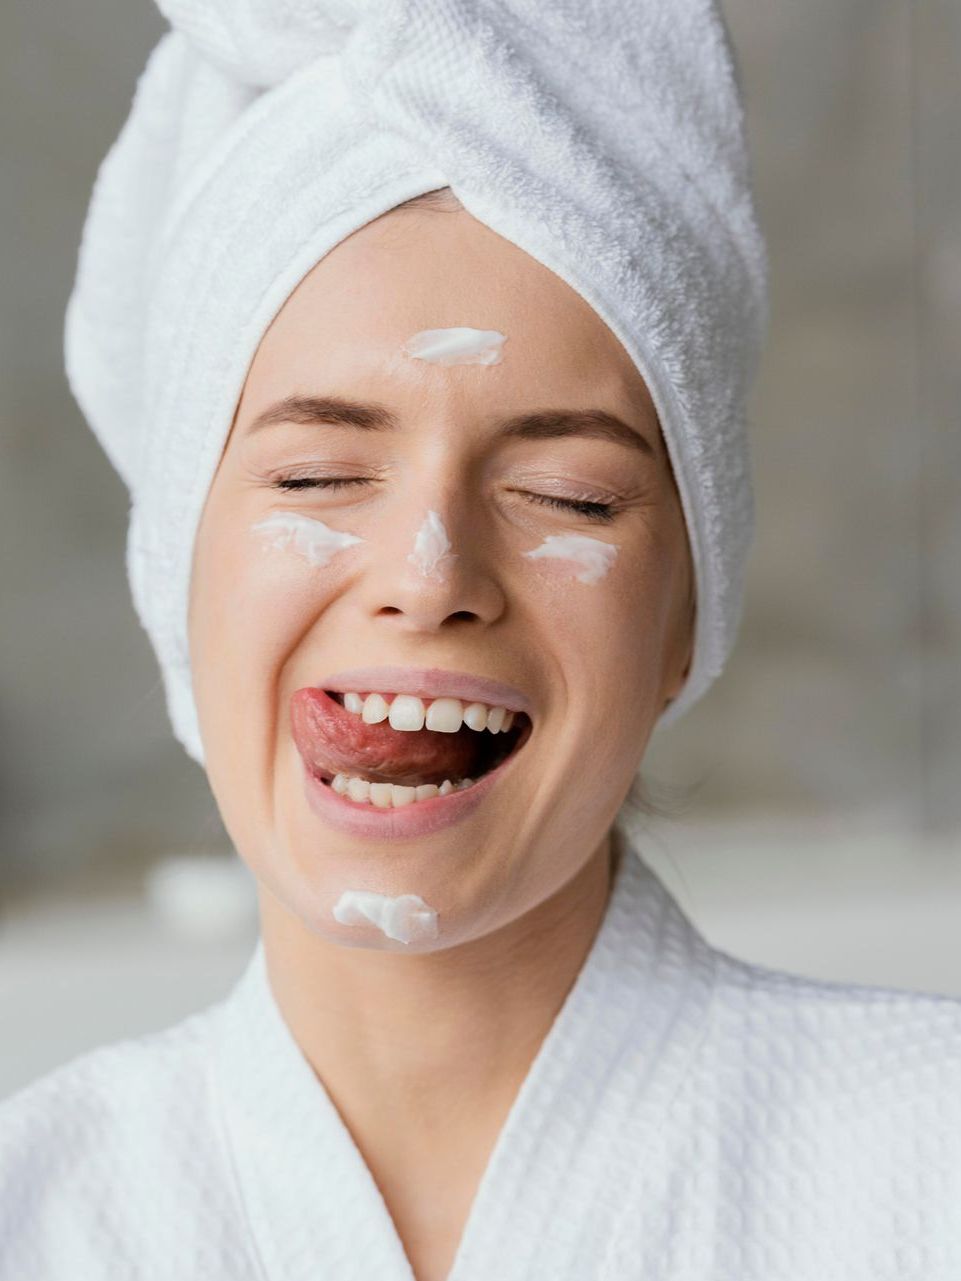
[64,0,768,765]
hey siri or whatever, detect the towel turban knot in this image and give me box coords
[156,0,363,85]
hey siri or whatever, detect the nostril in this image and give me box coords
[376,605,479,624]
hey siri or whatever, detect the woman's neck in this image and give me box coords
[256,831,616,1153]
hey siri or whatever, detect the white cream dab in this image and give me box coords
[523,533,619,584]
[333,890,439,945]
[251,511,364,567]
[402,327,506,366]
[408,510,459,580]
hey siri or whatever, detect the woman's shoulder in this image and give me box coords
[712,942,961,1017]
[0,1001,241,1279]
[706,944,961,1096]
[0,1002,217,1142]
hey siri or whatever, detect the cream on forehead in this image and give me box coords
[251,512,364,566]
[523,533,619,584]
[408,510,459,580]
[402,327,506,366]
[332,890,439,944]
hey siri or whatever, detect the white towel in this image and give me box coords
[64,0,768,765]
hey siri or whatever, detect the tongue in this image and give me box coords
[290,688,481,786]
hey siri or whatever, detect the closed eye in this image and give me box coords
[519,492,615,522]
[270,477,617,523]
[272,477,367,492]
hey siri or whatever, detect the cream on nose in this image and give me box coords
[406,510,459,581]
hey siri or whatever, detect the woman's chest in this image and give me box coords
[363,1132,495,1281]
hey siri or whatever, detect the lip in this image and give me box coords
[299,732,528,839]
[317,666,534,715]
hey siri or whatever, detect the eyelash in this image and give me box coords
[526,493,615,522]
[270,477,617,523]
[272,477,365,491]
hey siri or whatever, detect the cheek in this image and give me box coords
[518,540,667,646]
[190,520,351,723]
[516,541,674,714]
[520,532,619,584]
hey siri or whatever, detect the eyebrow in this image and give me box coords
[247,395,657,459]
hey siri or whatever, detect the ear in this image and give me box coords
[660,595,695,710]
[661,655,691,711]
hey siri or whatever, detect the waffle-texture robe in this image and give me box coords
[2,819,961,1279]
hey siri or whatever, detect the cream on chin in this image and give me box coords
[332,889,439,944]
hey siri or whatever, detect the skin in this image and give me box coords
[188,202,694,1281]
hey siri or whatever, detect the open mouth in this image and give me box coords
[291,687,534,809]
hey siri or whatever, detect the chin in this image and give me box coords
[259,813,528,951]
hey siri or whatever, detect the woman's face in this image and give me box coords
[189,204,693,951]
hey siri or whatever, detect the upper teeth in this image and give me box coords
[341,691,517,734]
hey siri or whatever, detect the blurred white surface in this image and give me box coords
[0,856,259,1102]
[2,820,960,1102]
[144,852,258,940]
[644,814,961,996]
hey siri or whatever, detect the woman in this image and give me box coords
[3,2,961,1279]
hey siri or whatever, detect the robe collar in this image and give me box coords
[212,819,718,1281]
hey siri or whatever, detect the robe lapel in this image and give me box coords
[212,819,717,1281]
[446,823,717,1281]
[214,940,418,1281]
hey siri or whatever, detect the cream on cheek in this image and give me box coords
[522,532,619,584]
[250,510,364,565]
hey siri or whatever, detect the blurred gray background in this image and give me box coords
[1,2,959,1095]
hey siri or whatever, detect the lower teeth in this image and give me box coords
[330,774,476,807]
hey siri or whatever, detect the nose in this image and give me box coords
[360,500,507,635]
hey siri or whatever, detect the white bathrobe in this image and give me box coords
[3,821,961,1279]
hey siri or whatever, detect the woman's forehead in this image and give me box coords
[248,209,650,409]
